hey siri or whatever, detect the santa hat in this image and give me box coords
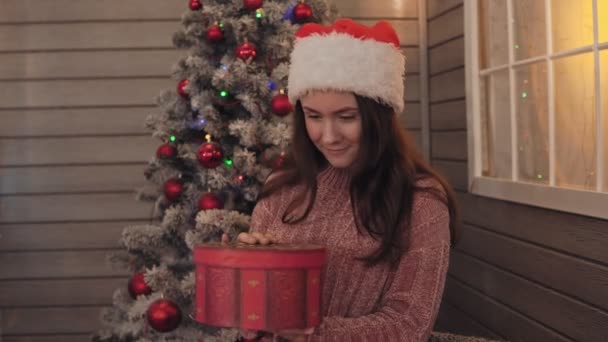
[288,18,406,114]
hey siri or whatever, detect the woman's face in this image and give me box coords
[300,91,362,169]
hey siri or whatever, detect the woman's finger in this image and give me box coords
[251,232,271,245]
[278,328,314,335]
[265,232,277,243]
[221,233,230,244]
[237,232,258,245]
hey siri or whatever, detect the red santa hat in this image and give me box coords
[288,18,406,113]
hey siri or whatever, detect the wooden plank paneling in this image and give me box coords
[359,20,419,46]
[0,164,146,194]
[405,75,421,102]
[431,100,467,130]
[0,193,152,223]
[457,224,608,312]
[430,36,464,75]
[0,221,144,251]
[2,334,91,342]
[459,193,608,266]
[333,0,418,18]
[0,136,155,166]
[430,68,465,102]
[402,102,422,129]
[0,250,128,280]
[0,278,124,306]
[428,0,464,19]
[450,251,608,342]
[1,107,154,137]
[1,307,105,335]
[435,302,501,339]
[0,22,176,52]
[428,5,463,47]
[0,0,187,339]
[0,78,172,108]
[432,160,467,191]
[444,277,570,342]
[431,131,467,160]
[403,47,420,73]
[0,0,183,22]
[0,50,181,80]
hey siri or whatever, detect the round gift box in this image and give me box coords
[193,243,326,331]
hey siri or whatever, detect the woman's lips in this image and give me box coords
[324,147,348,154]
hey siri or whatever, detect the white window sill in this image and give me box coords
[469,177,608,220]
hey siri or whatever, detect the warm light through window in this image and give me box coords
[600,0,608,43]
[477,0,607,192]
[552,1,595,52]
[554,53,596,190]
[602,51,608,192]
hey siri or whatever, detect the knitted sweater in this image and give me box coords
[249,166,451,342]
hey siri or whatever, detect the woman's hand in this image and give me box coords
[221,232,276,245]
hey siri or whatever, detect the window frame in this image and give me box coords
[464,0,608,220]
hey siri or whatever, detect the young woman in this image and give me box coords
[226,18,459,342]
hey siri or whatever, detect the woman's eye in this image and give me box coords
[340,115,356,121]
[306,114,321,120]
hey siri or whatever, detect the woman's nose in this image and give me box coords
[320,122,340,144]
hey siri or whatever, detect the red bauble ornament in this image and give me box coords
[128,272,152,299]
[189,0,202,11]
[164,178,183,202]
[198,193,224,211]
[156,144,177,159]
[293,2,313,23]
[207,25,224,43]
[147,299,182,333]
[197,142,224,168]
[243,0,263,10]
[271,94,293,117]
[177,79,189,98]
[273,154,286,169]
[236,42,257,61]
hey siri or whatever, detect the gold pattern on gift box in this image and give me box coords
[207,268,231,299]
[248,280,260,288]
[248,313,260,321]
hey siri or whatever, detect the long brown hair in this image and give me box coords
[260,95,460,265]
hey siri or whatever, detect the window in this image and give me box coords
[465,0,608,219]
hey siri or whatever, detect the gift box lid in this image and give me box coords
[194,243,326,269]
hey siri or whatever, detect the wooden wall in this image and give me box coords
[0,0,422,340]
[0,0,182,340]
[427,1,608,341]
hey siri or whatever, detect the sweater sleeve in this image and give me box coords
[309,190,451,342]
[248,196,274,235]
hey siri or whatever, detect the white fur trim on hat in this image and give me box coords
[288,32,406,113]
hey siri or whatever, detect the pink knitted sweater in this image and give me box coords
[249,167,451,342]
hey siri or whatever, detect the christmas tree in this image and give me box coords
[94,1,335,340]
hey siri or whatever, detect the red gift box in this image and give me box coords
[194,243,326,332]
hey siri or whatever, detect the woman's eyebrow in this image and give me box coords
[303,106,358,114]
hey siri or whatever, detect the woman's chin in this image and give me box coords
[324,155,354,169]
